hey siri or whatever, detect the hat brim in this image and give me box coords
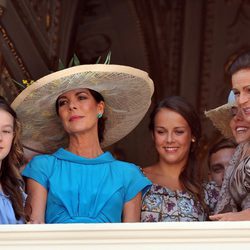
[11,64,154,153]
[205,102,235,138]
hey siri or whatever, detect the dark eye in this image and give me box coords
[155,129,164,135]
[58,100,67,107]
[213,168,224,174]
[3,130,11,134]
[175,130,184,135]
[233,90,240,97]
[78,95,87,100]
[211,164,224,173]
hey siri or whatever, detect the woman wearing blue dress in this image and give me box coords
[11,64,154,223]
[0,96,26,224]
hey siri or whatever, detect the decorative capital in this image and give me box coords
[0,0,6,16]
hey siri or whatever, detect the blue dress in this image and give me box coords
[0,191,26,224]
[22,148,151,223]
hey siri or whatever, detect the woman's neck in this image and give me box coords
[143,160,185,190]
[157,159,185,177]
[67,133,103,158]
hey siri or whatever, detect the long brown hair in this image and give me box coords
[0,96,25,220]
[149,96,207,212]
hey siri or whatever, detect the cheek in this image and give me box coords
[243,114,250,123]
[180,137,192,155]
[229,120,234,130]
[4,136,14,154]
[58,109,67,123]
[153,134,164,146]
[211,173,222,185]
[211,172,218,179]
[181,135,192,147]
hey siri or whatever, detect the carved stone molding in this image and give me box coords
[0,66,19,102]
[133,0,185,101]
[0,0,6,16]
[198,0,216,116]
[0,25,31,79]
[75,0,149,71]
[0,6,4,16]
[12,0,61,68]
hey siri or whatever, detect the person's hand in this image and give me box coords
[209,209,250,221]
[26,218,44,224]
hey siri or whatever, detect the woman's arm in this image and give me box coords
[122,192,142,222]
[209,209,250,221]
[25,178,47,223]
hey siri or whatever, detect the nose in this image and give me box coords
[68,100,77,110]
[166,132,174,143]
[235,109,244,121]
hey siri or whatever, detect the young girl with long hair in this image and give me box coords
[0,96,26,223]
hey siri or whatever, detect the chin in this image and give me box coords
[236,135,250,144]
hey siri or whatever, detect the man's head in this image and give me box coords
[208,138,237,187]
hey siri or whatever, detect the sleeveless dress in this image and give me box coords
[22,148,151,223]
[141,182,219,222]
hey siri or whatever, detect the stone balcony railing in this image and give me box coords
[0,222,250,249]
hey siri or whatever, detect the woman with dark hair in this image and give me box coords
[12,64,154,223]
[209,50,250,221]
[141,96,219,222]
[0,96,26,223]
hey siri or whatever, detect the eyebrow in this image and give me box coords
[1,124,13,129]
[243,85,250,90]
[232,85,250,91]
[210,164,224,169]
[155,126,187,129]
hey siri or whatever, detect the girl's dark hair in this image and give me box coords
[149,96,206,212]
[88,89,106,143]
[0,96,25,220]
[56,89,106,143]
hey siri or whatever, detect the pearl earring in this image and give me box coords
[191,138,195,143]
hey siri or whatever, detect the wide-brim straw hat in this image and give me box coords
[11,64,154,153]
[204,91,235,138]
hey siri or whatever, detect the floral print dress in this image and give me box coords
[141,182,219,222]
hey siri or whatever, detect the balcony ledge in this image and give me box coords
[0,221,250,249]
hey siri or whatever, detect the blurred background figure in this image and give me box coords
[208,138,237,187]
